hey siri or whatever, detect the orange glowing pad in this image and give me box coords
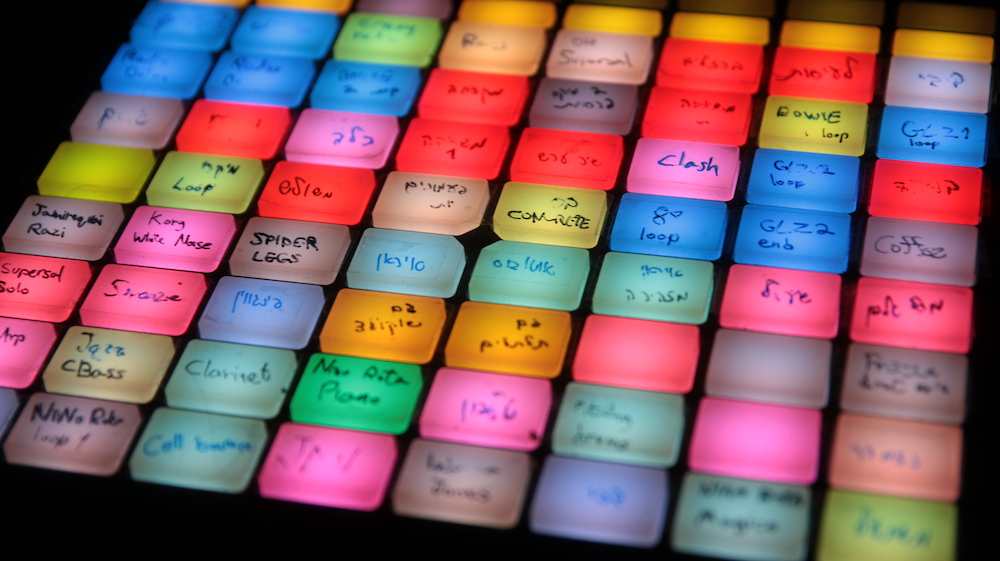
[657,38,764,93]
[395,118,510,179]
[0,253,92,323]
[256,161,376,225]
[642,87,752,146]
[509,128,624,190]
[849,277,973,354]
[174,99,292,160]
[868,159,982,225]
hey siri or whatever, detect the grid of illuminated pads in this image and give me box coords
[0,1,989,560]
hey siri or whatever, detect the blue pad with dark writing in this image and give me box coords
[876,106,988,168]
[310,59,422,117]
[101,43,213,100]
[610,193,728,260]
[203,51,317,108]
[747,149,859,213]
[733,204,851,274]
[231,6,340,59]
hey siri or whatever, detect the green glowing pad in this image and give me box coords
[333,13,442,67]
[592,251,714,324]
[145,151,265,214]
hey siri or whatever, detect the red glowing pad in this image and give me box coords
[175,99,292,159]
[642,86,752,146]
[418,69,529,126]
[509,128,623,191]
[657,38,764,94]
[256,161,376,225]
[79,264,207,336]
[719,264,841,339]
[688,397,822,486]
[395,118,510,180]
[768,47,876,103]
[869,159,983,225]
[572,314,699,394]
[849,277,973,354]
[0,253,92,323]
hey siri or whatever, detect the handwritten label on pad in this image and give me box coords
[0,253,92,323]
[229,217,350,285]
[115,206,236,273]
[4,195,124,261]
[592,252,714,325]
[347,228,466,298]
[371,171,489,236]
[468,240,590,312]
[79,264,206,336]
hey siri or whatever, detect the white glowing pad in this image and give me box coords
[229,217,351,285]
[3,195,123,261]
[371,171,490,236]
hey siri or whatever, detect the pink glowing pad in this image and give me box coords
[0,253,92,323]
[688,397,822,485]
[285,109,399,169]
[419,368,552,451]
[257,422,397,511]
[0,317,57,389]
[828,413,962,502]
[849,277,973,354]
[114,206,237,272]
[719,264,841,339]
[572,314,698,393]
[627,137,740,201]
[79,264,207,336]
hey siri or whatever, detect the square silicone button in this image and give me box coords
[419,69,529,126]
[706,329,831,409]
[70,91,185,149]
[395,118,510,180]
[672,472,811,561]
[546,29,653,85]
[860,216,977,287]
[3,393,141,476]
[101,43,213,99]
[3,195,124,261]
[688,397,822,485]
[371,171,490,236]
[657,37,764,93]
[849,277,973,354]
[42,326,174,404]
[719,264,842,339]
[509,128,623,191]
[318,289,447,364]
[165,339,298,419]
[229,217,350,285]
[311,59,422,117]
[868,159,982,225]
[284,109,399,169]
[816,489,957,561]
[444,301,572,378]
[231,5,340,58]
[174,99,292,159]
[572,314,699,394]
[290,353,423,434]
[885,56,991,114]
[841,343,967,424]
[609,194,729,260]
[258,422,397,510]
[642,87,753,146]
[79,264,206,337]
[828,413,962,502]
[746,148,860,213]
[0,317,57,389]
[758,95,868,156]
[769,47,876,103]
[203,51,317,108]
[529,78,638,135]
[347,228,466,298]
[468,240,590,311]
[333,12,442,67]
[439,21,546,76]
[492,182,608,249]
[130,407,267,494]
[393,438,531,529]
[551,382,685,468]
[529,455,668,548]
[145,151,265,214]
[256,161,376,225]
[591,252,714,325]
[877,106,987,168]
[198,276,325,350]
[130,1,238,51]
[733,204,852,274]
[0,253,92,323]
[38,141,156,204]
[114,206,237,273]
[419,367,551,451]
[626,138,741,201]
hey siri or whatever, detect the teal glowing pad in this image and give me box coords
[468,240,590,311]
[591,252,714,324]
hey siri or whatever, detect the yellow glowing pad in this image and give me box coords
[492,182,608,249]
[759,96,868,156]
[892,29,994,63]
[669,12,770,45]
[37,142,155,204]
[458,0,557,28]
[897,1,995,35]
[780,20,880,53]
[444,301,571,378]
[786,0,885,26]
[562,5,662,36]
[319,289,446,364]
[257,0,353,13]
[677,0,775,17]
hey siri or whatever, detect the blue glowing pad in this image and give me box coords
[311,60,422,117]
[101,43,213,100]
[733,205,852,274]
[204,51,316,107]
[877,106,988,168]
[130,1,238,52]
[198,276,325,350]
[346,228,466,298]
[468,240,591,311]
[231,6,340,59]
[610,194,728,260]
[747,149,859,213]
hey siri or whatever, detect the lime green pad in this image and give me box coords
[333,13,443,68]
[38,141,155,203]
[290,353,423,435]
[145,151,264,214]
